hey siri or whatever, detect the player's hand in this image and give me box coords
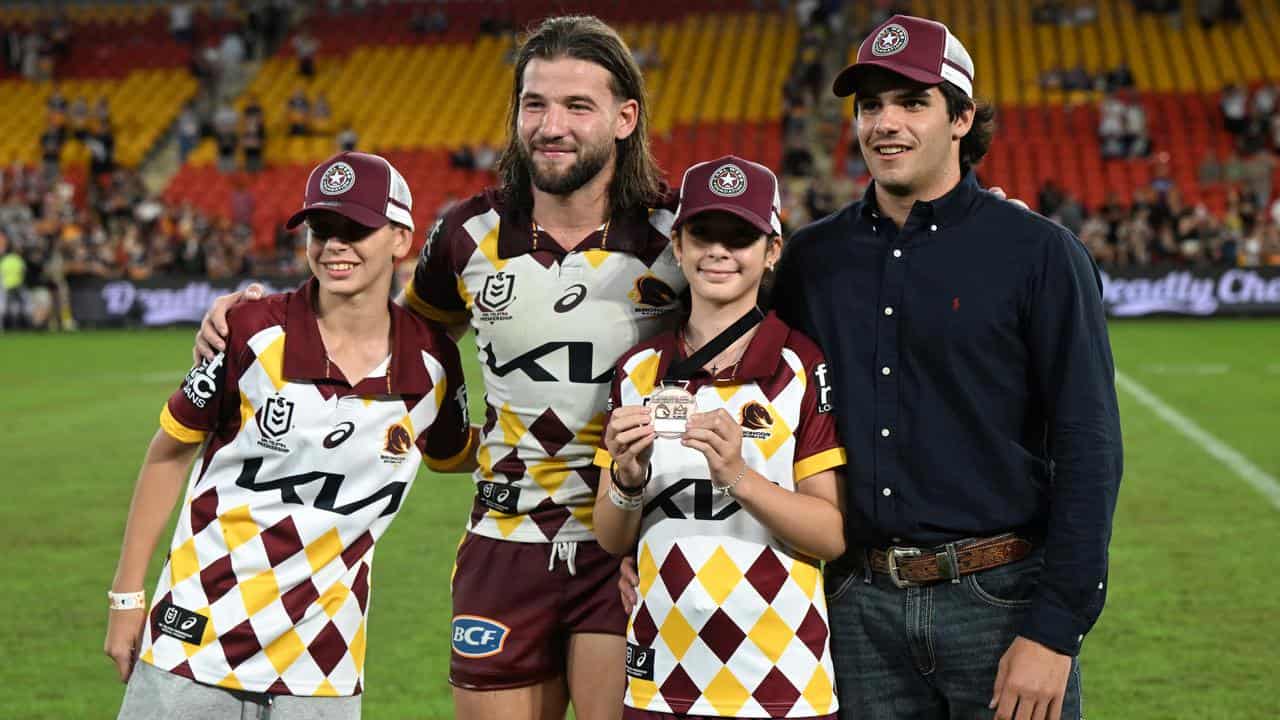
[618,556,639,614]
[682,409,746,489]
[104,607,147,683]
[989,636,1072,720]
[603,406,656,489]
[193,283,265,362]
[987,186,1030,212]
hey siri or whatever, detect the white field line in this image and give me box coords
[1116,370,1280,511]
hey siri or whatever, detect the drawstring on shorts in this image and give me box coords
[548,541,578,576]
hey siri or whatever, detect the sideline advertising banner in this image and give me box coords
[68,276,307,327]
[1101,267,1280,317]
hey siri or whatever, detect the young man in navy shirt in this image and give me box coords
[772,14,1123,720]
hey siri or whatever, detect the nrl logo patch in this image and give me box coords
[708,164,748,198]
[871,23,909,57]
[320,161,356,195]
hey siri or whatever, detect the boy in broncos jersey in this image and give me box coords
[105,152,475,720]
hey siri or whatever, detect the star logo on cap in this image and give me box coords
[320,161,356,196]
[708,164,748,198]
[871,23,909,57]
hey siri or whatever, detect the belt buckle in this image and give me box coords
[886,547,921,588]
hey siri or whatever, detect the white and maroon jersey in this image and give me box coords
[407,189,686,543]
[595,313,845,718]
[140,280,473,696]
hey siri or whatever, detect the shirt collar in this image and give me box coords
[650,310,791,385]
[283,278,432,394]
[494,188,659,258]
[858,169,982,228]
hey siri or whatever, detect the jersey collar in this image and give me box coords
[652,310,790,385]
[493,188,663,259]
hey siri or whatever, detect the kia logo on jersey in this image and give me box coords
[451,615,509,658]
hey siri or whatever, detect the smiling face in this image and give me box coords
[673,211,781,310]
[304,211,411,299]
[515,57,637,198]
[854,68,973,201]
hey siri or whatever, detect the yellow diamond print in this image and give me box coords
[696,546,745,606]
[264,628,306,676]
[658,606,698,661]
[350,620,368,672]
[752,404,793,460]
[637,543,658,597]
[576,412,605,448]
[748,606,795,664]
[498,402,528,448]
[239,568,280,616]
[715,384,740,403]
[582,248,610,269]
[704,666,752,717]
[169,538,200,586]
[476,224,508,271]
[305,528,345,573]
[476,443,494,478]
[791,557,820,600]
[238,393,255,440]
[218,671,244,690]
[317,582,351,618]
[627,352,662,398]
[219,504,258,551]
[802,665,835,714]
[569,503,594,531]
[529,460,571,496]
[456,275,474,309]
[629,678,659,709]
[314,678,340,697]
[489,510,525,538]
[140,647,154,665]
[257,334,287,391]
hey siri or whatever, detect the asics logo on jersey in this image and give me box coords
[481,341,615,384]
[451,615,509,658]
[554,283,588,313]
[182,352,224,409]
[234,457,407,518]
[643,478,742,521]
[323,421,356,448]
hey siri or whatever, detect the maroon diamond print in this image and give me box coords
[261,516,305,566]
[795,604,829,661]
[307,621,349,676]
[341,531,374,568]
[758,360,797,402]
[493,449,526,483]
[281,579,320,625]
[267,678,292,694]
[752,666,801,716]
[658,663,701,715]
[529,408,575,457]
[350,563,370,613]
[199,554,237,604]
[190,487,219,536]
[699,608,746,664]
[530,499,570,540]
[482,403,498,436]
[744,549,788,603]
[218,618,263,669]
[148,591,174,636]
[658,545,695,601]
[631,604,658,646]
[169,660,194,681]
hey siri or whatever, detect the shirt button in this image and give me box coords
[881,366,891,376]
[892,537,902,543]
[882,488,892,497]
[1077,634,1084,643]
[880,428,891,438]
[1098,582,1105,590]
[892,248,902,258]
[884,306,894,316]
[930,224,938,232]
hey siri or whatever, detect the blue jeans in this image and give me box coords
[823,548,1082,720]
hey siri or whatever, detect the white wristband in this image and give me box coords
[108,590,146,611]
[608,484,644,512]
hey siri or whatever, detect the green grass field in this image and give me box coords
[3,319,1278,719]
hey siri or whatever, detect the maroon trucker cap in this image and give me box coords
[285,151,415,231]
[832,14,974,98]
[673,155,782,236]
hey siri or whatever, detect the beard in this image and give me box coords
[521,135,614,196]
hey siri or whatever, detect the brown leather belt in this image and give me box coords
[867,533,1034,588]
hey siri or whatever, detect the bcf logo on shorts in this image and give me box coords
[451,615,509,658]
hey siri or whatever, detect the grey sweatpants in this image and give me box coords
[118,661,361,720]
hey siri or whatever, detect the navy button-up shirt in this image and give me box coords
[773,172,1123,656]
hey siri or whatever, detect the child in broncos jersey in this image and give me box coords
[104,152,476,720]
[593,156,847,720]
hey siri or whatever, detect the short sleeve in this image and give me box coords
[406,217,468,325]
[419,337,475,472]
[792,351,846,481]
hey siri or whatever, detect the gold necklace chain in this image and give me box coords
[680,331,746,376]
[531,217,610,250]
